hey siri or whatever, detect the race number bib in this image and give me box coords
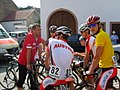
[49,65,61,79]
[65,68,72,77]
[112,56,118,66]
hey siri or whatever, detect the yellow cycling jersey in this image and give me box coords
[95,28,114,68]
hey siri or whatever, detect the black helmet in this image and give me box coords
[56,26,71,36]
[49,25,57,32]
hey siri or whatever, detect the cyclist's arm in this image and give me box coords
[44,49,50,69]
[42,39,46,51]
[26,48,32,69]
[89,46,103,73]
[83,51,90,68]
[74,52,85,57]
[38,43,42,58]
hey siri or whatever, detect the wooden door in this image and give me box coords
[48,10,76,38]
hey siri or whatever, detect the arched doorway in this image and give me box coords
[47,9,77,38]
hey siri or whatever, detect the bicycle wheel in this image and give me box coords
[24,73,31,90]
[0,67,16,89]
[72,71,80,89]
[37,64,46,83]
[26,71,40,90]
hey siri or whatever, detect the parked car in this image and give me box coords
[67,34,85,52]
[113,44,120,63]
[9,31,27,48]
[0,24,19,60]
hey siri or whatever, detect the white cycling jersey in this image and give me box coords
[48,39,74,79]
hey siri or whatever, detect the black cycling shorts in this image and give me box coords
[17,63,27,88]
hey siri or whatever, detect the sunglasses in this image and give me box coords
[50,31,55,33]
[89,23,97,28]
[80,31,84,33]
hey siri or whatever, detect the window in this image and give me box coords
[0,29,9,39]
[110,22,120,43]
[10,33,17,38]
[20,33,26,37]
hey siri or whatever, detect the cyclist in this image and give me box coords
[45,25,57,49]
[28,24,33,32]
[74,36,86,58]
[17,23,42,90]
[78,23,96,90]
[86,15,117,90]
[79,36,86,47]
[40,26,75,90]
[48,25,57,42]
[79,23,96,67]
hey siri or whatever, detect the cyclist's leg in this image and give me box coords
[106,68,118,90]
[85,67,94,90]
[69,81,75,90]
[87,76,94,90]
[17,63,27,90]
[96,68,117,90]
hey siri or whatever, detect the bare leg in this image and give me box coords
[87,78,94,90]
[17,87,22,90]
[69,82,75,90]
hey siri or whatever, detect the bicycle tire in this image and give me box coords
[37,64,46,82]
[26,73,32,90]
[72,71,80,89]
[0,68,16,89]
[26,71,40,90]
[6,66,18,81]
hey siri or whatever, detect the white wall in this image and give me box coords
[41,0,120,40]
[1,20,27,32]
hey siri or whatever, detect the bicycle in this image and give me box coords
[72,58,120,90]
[0,56,46,90]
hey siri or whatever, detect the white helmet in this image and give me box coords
[56,26,71,36]
[79,23,90,32]
[49,25,57,32]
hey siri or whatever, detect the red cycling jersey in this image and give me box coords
[85,35,96,55]
[18,32,42,65]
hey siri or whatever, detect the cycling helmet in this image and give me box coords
[56,26,71,36]
[49,25,57,32]
[86,15,100,24]
[79,23,90,32]
[79,36,85,41]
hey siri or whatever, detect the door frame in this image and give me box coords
[46,8,78,39]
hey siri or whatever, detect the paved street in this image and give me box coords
[0,61,120,90]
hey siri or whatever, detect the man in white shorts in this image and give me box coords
[40,26,75,90]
